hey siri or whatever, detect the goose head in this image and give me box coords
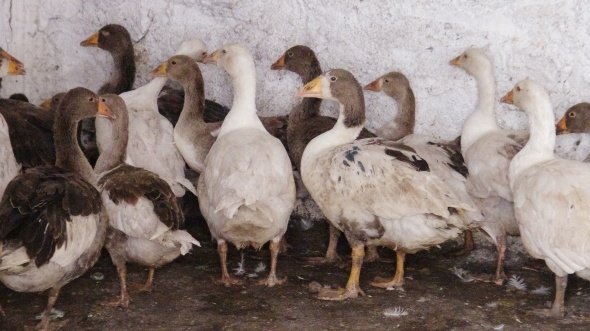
[450,48,492,76]
[150,55,200,84]
[297,69,365,128]
[0,48,25,76]
[556,102,590,134]
[203,44,254,78]
[174,39,208,62]
[271,45,319,76]
[40,92,66,111]
[500,79,550,115]
[80,24,133,55]
[98,94,126,122]
[363,71,412,100]
[58,87,114,122]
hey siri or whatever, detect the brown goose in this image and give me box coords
[297,69,473,300]
[152,55,288,173]
[364,71,484,257]
[556,102,590,134]
[0,87,108,330]
[95,94,200,308]
[271,45,378,263]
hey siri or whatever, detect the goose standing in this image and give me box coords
[501,79,590,317]
[95,94,200,308]
[450,48,524,284]
[271,45,379,263]
[0,87,108,330]
[364,71,484,256]
[297,69,473,300]
[198,44,295,287]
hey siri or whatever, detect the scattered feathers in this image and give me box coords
[507,275,527,291]
[36,308,65,321]
[255,262,267,273]
[383,307,408,318]
[530,285,550,295]
[450,267,474,282]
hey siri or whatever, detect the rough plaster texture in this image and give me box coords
[1,0,590,158]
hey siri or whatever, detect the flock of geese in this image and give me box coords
[1,23,590,329]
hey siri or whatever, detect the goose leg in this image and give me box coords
[134,267,155,293]
[305,224,342,264]
[214,241,244,287]
[258,239,286,287]
[370,250,406,288]
[318,245,365,301]
[494,233,507,285]
[35,286,61,331]
[104,264,130,308]
[530,274,567,318]
[446,230,476,257]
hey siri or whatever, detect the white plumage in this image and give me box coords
[503,79,590,317]
[198,44,295,287]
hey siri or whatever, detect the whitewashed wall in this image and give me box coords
[1,0,590,157]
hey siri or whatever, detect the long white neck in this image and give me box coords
[302,104,363,168]
[509,97,555,187]
[461,65,500,153]
[218,63,264,137]
[121,76,167,112]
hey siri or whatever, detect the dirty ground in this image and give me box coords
[1,216,590,331]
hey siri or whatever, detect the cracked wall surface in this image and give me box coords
[1,0,589,158]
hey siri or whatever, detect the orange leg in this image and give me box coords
[317,245,365,301]
[103,264,131,308]
[494,234,507,285]
[133,267,155,293]
[258,240,286,287]
[214,241,244,287]
[371,250,406,288]
[35,286,61,331]
[306,224,342,264]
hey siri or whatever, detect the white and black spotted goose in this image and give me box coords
[297,69,473,301]
[0,87,108,330]
[364,71,484,257]
[95,94,200,308]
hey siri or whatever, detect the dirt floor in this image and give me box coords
[2,215,590,331]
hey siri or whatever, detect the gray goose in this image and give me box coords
[271,45,380,264]
[0,87,108,330]
[297,69,473,300]
[95,94,200,308]
[364,71,484,257]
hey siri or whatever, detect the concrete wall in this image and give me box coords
[2,0,589,157]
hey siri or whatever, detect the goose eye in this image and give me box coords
[53,97,59,102]
[287,52,293,57]
[569,112,577,118]
[463,54,468,59]
[101,30,110,37]
[222,49,227,54]
[330,76,337,82]
[201,51,207,56]
[384,79,390,83]
[171,60,177,65]
[101,98,107,103]
[516,86,521,92]
[89,97,95,102]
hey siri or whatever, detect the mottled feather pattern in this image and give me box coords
[0,166,101,267]
[98,164,183,231]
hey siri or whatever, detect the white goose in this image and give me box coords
[197,44,295,287]
[501,79,590,317]
[297,69,473,301]
[450,48,525,284]
[95,39,208,197]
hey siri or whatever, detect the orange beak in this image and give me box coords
[556,116,569,134]
[150,61,168,77]
[270,53,286,70]
[80,32,99,47]
[449,55,461,67]
[202,50,220,65]
[40,97,53,110]
[500,90,514,104]
[363,78,381,92]
[98,100,116,119]
[296,75,324,98]
[1,49,25,75]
